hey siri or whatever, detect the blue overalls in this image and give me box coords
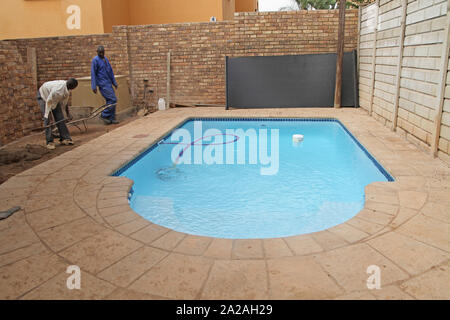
[91,55,118,120]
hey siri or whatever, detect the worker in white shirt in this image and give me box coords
[37,78,78,150]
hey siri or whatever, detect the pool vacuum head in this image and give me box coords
[156,166,182,181]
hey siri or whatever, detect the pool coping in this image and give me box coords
[114,116,396,239]
[1,107,449,300]
[112,117,395,182]
[107,115,399,246]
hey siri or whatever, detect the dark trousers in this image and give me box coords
[37,91,71,144]
[99,85,117,120]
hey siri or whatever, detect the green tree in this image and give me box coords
[295,0,336,10]
[279,0,374,10]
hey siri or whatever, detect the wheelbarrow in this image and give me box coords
[30,103,117,133]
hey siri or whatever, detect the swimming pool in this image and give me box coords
[115,118,393,239]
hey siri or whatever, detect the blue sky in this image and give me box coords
[259,0,298,12]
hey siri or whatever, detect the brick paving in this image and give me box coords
[0,107,449,300]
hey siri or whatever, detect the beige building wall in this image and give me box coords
[223,0,237,20]
[102,0,130,33]
[0,0,104,40]
[1,0,256,39]
[235,0,258,12]
[128,0,224,25]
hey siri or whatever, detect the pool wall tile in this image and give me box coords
[112,117,394,182]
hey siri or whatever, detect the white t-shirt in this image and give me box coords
[39,80,70,118]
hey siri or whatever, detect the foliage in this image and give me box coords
[295,0,336,10]
[279,0,376,10]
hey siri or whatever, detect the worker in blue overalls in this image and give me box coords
[91,45,119,124]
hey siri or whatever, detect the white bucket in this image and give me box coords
[292,134,304,142]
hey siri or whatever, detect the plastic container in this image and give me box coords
[292,134,304,142]
[158,98,166,111]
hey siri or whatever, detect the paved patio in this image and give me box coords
[0,107,449,300]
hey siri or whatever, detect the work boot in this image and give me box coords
[46,142,56,150]
[100,116,111,125]
[111,119,119,124]
[60,139,74,146]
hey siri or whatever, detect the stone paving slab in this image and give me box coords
[127,253,213,299]
[201,260,269,300]
[400,261,450,300]
[0,107,449,299]
[367,232,449,275]
[97,246,168,288]
[267,256,343,299]
[314,243,410,292]
[0,253,66,299]
[59,229,143,275]
[21,270,117,300]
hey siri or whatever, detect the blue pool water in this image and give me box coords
[116,118,393,239]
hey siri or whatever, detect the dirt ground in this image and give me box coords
[0,115,139,185]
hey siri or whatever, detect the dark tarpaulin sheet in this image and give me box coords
[226,51,358,109]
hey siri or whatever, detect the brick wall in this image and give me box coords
[0,42,39,146]
[358,0,450,165]
[8,34,129,87]
[1,34,130,145]
[127,10,358,106]
[1,9,359,144]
